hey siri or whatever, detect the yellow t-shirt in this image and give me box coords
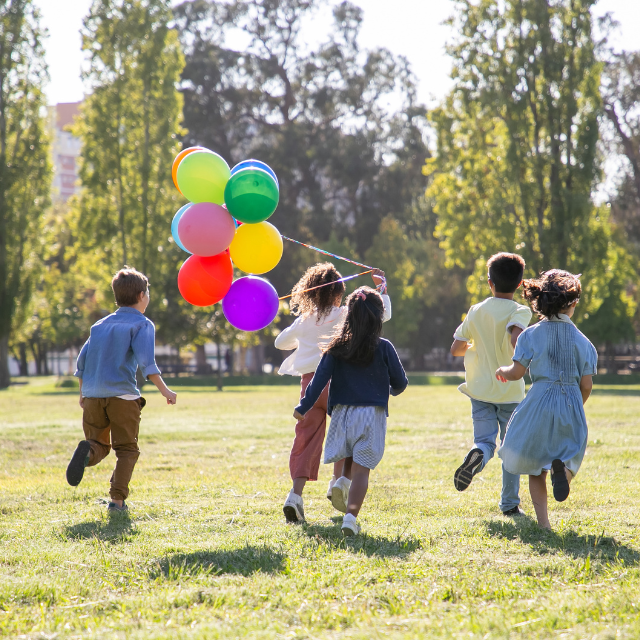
[454,297,532,404]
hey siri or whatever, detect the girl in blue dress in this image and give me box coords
[495,270,597,530]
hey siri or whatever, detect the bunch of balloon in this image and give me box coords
[170,150,282,332]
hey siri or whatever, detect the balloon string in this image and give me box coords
[279,270,373,301]
[281,236,375,270]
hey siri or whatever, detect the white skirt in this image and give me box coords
[324,405,387,470]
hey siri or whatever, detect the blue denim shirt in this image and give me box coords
[74,307,161,398]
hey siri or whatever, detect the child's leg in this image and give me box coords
[529,472,550,529]
[82,398,112,466]
[497,403,521,513]
[346,461,371,517]
[105,398,142,505]
[289,374,329,496]
[469,400,501,469]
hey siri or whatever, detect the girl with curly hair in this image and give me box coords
[495,270,598,529]
[293,287,407,536]
[275,263,391,523]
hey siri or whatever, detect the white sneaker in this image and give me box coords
[326,476,336,501]
[331,476,351,513]
[341,513,360,537]
[283,491,305,523]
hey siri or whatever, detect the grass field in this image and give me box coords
[1,377,640,639]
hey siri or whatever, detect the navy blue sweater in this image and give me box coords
[295,338,408,416]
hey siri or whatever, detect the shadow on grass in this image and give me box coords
[152,545,287,579]
[485,519,640,564]
[63,512,137,543]
[302,520,421,557]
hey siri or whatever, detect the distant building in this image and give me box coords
[48,102,82,202]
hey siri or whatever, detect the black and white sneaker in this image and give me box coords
[454,448,484,492]
[551,459,570,502]
[66,440,92,487]
[502,506,525,517]
[283,492,305,523]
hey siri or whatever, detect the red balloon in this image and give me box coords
[177,202,236,256]
[178,253,233,306]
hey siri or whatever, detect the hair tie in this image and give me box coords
[355,290,367,301]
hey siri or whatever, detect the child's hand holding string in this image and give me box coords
[371,269,385,288]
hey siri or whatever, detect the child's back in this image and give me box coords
[456,297,531,403]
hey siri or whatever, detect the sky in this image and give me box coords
[37,0,640,108]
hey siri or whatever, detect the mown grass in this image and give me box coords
[1,377,640,639]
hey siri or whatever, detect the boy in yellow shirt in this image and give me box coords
[450,253,532,515]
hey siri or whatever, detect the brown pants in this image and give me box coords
[82,397,145,501]
[289,373,330,481]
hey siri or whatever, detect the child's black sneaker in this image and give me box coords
[551,459,570,502]
[66,440,92,486]
[502,506,525,517]
[454,448,484,491]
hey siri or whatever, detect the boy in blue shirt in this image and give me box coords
[66,267,177,512]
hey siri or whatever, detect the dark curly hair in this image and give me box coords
[522,269,582,319]
[324,286,384,365]
[290,262,346,322]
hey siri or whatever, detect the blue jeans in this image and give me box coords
[470,399,520,512]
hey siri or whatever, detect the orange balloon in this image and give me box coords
[172,146,204,193]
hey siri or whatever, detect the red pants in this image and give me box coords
[289,372,329,481]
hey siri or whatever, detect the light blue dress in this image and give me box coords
[499,314,598,477]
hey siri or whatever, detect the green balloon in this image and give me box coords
[224,168,279,223]
[176,150,230,204]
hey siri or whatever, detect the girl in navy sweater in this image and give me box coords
[294,286,408,536]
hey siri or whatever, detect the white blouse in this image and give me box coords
[274,295,392,376]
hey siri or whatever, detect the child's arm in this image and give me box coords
[75,338,89,409]
[509,326,524,350]
[387,343,408,396]
[148,374,177,405]
[579,374,593,405]
[78,378,84,409]
[293,354,334,420]
[450,339,470,357]
[496,361,527,382]
[274,318,300,351]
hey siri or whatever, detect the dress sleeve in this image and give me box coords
[578,338,598,377]
[507,305,532,332]
[74,338,90,378]
[274,317,301,350]
[131,321,162,379]
[453,311,472,342]
[513,328,534,367]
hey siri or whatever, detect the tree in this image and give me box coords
[0,0,51,388]
[426,0,636,340]
[174,0,455,357]
[601,50,640,253]
[70,0,185,332]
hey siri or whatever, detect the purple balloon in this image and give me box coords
[222,276,279,331]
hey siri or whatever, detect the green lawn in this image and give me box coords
[1,377,640,639]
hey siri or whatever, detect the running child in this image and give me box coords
[293,286,407,535]
[450,252,532,515]
[275,263,391,523]
[66,267,177,512]
[496,270,597,530]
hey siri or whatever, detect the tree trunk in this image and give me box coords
[0,334,10,389]
[18,342,28,376]
[195,343,207,374]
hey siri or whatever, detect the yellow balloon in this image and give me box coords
[229,221,283,274]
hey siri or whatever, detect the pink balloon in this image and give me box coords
[177,202,236,257]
